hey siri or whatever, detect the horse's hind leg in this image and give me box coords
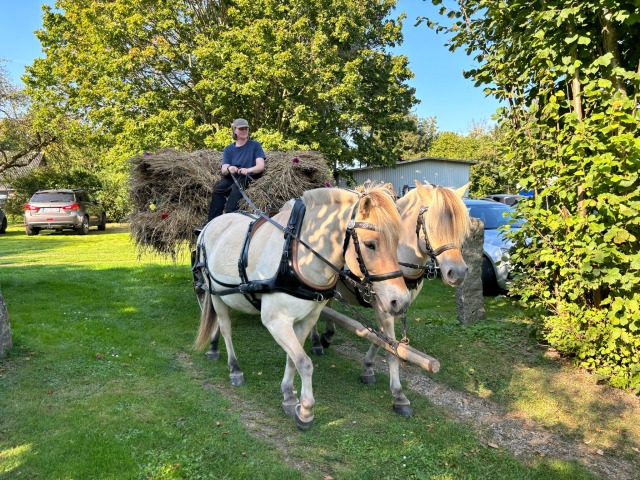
[206,323,220,361]
[309,317,336,356]
[281,354,299,416]
[309,325,324,356]
[360,343,379,385]
[212,297,245,386]
[320,319,336,348]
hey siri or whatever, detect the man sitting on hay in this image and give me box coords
[207,118,266,221]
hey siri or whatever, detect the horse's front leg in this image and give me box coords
[378,313,412,416]
[265,312,317,431]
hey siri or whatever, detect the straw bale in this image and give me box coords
[128,148,333,259]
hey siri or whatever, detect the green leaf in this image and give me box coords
[577,35,591,45]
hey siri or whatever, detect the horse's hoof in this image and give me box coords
[294,404,314,431]
[205,350,220,361]
[229,373,245,386]
[393,404,413,417]
[360,374,376,385]
[310,346,324,356]
[282,402,297,417]
[320,335,332,349]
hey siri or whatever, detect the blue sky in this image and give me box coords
[0,0,500,133]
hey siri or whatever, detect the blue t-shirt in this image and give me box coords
[222,140,266,169]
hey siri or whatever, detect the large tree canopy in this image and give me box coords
[25,0,417,171]
[427,0,640,390]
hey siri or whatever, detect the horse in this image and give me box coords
[310,180,470,415]
[193,184,411,430]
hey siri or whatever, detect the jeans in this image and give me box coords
[207,174,258,221]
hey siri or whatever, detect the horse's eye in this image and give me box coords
[364,241,376,251]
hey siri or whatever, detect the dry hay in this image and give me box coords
[129,148,333,258]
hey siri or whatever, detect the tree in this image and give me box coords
[25,0,417,174]
[398,113,438,159]
[426,0,640,390]
[0,61,56,174]
[423,123,514,197]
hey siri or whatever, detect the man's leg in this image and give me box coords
[208,177,234,221]
[224,175,252,213]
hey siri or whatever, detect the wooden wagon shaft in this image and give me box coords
[320,307,441,373]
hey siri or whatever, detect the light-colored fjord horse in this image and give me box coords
[193,185,410,430]
[311,181,470,416]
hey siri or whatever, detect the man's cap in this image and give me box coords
[232,118,249,129]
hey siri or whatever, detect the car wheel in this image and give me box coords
[26,226,40,236]
[78,215,90,235]
[98,213,107,231]
[0,217,6,234]
[481,255,501,296]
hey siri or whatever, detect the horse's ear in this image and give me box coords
[414,179,433,188]
[415,180,434,202]
[455,183,470,199]
[358,195,373,219]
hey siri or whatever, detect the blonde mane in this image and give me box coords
[303,185,402,247]
[397,183,470,248]
[423,186,470,248]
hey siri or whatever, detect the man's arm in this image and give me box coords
[238,157,265,176]
[221,163,239,175]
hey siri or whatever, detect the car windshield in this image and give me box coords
[31,193,75,203]
[467,203,523,230]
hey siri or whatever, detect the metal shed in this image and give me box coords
[336,157,476,196]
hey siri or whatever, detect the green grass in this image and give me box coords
[0,223,636,479]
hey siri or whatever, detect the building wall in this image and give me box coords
[336,157,475,196]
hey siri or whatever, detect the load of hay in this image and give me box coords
[129,148,333,259]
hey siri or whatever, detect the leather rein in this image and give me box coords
[225,174,402,298]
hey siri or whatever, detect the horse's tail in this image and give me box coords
[194,291,217,351]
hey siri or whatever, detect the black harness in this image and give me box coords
[193,179,403,310]
[345,204,460,307]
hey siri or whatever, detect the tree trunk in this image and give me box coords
[0,288,12,358]
[599,7,627,96]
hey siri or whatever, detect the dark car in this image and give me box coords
[482,193,524,207]
[464,198,522,295]
[0,207,6,234]
[24,189,107,236]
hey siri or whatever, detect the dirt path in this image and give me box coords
[181,346,638,480]
[334,343,639,480]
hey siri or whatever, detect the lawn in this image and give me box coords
[0,223,637,479]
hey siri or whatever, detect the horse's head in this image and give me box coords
[341,184,410,315]
[400,181,470,286]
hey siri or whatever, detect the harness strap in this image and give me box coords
[342,201,402,284]
[416,205,459,260]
